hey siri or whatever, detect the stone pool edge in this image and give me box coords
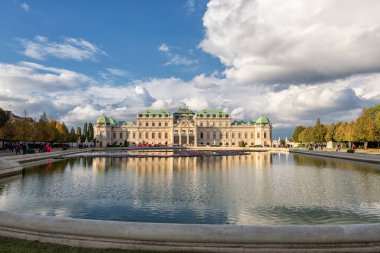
[1,211,380,252]
[290,149,380,165]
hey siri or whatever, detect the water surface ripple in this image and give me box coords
[1,152,380,225]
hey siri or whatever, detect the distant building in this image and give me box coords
[94,108,272,147]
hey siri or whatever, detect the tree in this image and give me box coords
[375,112,380,147]
[312,118,327,144]
[36,112,49,142]
[0,108,10,128]
[76,126,82,137]
[83,122,88,139]
[290,125,306,142]
[325,124,337,142]
[299,127,313,143]
[354,108,376,149]
[55,121,69,143]
[15,110,35,142]
[0,120,17,141]
[69,127,77,143]
[88,123,94,140]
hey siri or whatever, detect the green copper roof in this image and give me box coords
[108,118,118,125]
[250,118,257,125]
[96,115,111,125]
[174,108,194,115]
[255,116,270,124]
[231,120,247,125]
[123,121,135,126]
[197,109,229,117]
[139,109,172,117]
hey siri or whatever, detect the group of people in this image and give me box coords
[5,142,53,154]
[38,143,53,153]
[6,142,29,155]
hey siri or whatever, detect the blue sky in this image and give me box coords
[1,0,380,139]
[0,0,221,80]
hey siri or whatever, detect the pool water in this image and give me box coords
[1,152,380,225]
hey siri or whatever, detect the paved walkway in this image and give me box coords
[290,149,380,164]
[0,148,89,178]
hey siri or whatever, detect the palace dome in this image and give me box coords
[255,116,270,124]
[96,115,111,125]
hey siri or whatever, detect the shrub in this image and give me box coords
[347,148,355,153]
[62,147,68,150]
[308,147,313,150]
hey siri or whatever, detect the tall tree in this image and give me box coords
[83,122,88,140]
[37,112,49,142]
[313,118,327,144]
[290,125,306,142]
[69,127,77,143]
[88,123,94,140]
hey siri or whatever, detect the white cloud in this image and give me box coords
[20,3,29,12]
[19,36,106,61]
[186,0,195,13]
[200,0,380,84]
[158,44,169,52]
[1,60,380,135]
[164,54,198,66]
[158,43,198,67]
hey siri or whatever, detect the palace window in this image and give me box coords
[158,122,161,126]
[206,132,210,139]
[152,122,155,127]
[213,132,216,139]
[119,132,123,139]
[158,132,161,138]
[226,133,229,138]
[200,122,203,127]
[113,132,116,138]
[244,133,247,139]
[145,132,149,138]
[165,122,168,126]
[152,133,155,139]
[264,132,267,139]
[238,133,241,139]
[165,132,168,138]
[200,132,204,139]
[133,132,136,138]
[146,122,149,127]
[139,133,142,138]
[232,133,235,138]
[257,133,260,139]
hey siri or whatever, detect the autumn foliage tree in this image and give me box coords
[290,103,380,149]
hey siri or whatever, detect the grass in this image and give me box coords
[0,236,157,253]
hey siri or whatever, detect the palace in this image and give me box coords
[94,108,272,147]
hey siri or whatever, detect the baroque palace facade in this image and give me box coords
[94,108,272,147]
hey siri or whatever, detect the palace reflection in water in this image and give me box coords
[1,152,380,225]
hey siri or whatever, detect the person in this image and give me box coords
[22,142,27,155]
[352,143,356,149]
[39,143,44,153]
[15,143,20,154]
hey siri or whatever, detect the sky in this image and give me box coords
[1,0,380,138]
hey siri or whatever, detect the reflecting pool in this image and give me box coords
[1,152,380,225]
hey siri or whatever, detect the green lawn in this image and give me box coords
[0,236,159,253]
